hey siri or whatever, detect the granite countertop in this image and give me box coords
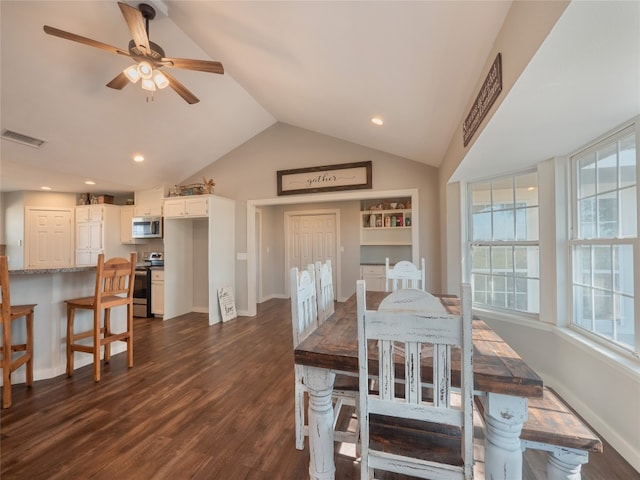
[9,266,96,275]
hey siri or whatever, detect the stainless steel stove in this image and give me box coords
[134,251,164,318]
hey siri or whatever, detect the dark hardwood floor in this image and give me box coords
[1,298,637,479]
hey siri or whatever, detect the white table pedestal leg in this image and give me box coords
[304,366,336,480]
[547,450,588,480]
[482,392,528,480]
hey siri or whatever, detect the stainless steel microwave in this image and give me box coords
[132,216,163,239]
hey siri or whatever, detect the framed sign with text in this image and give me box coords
[277,161,372,196]
[463,53,502,147]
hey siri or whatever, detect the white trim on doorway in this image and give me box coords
[246,188,419,317]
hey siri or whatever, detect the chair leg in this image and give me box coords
[104,308,111,363]
[295,381,305,450]
[25,311,34,386]
[127,303,133,368]
[66,304,75,377]
[2,365,10,409]
[2,314,11,408]
[93,308,101,382]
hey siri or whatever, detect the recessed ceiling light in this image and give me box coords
[85,180,96,185]
[41,186,51,190]
[370,116,384,126]
[134,154,145,162]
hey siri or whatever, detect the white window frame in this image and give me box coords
[568,122,639,356]
[467,169,540,316]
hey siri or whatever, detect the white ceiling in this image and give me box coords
[0,1,638,195]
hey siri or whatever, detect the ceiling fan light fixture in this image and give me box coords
[153,70,170,89]
[137,61,153,80]
[141,78,156,91]
[123,64,140,83]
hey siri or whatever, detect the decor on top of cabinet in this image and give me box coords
[169,177,215,197]
[203,176,215,194]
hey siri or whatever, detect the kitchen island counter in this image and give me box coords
[6,267,127,385]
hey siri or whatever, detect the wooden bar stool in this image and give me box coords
[0,256,36,409]
[65,252,136,382]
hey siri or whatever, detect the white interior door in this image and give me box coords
[286,212,338,297]
[26,208,73,268]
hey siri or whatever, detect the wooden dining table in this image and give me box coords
[294,290,544,480]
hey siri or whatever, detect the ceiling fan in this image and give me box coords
[43,1,224,104]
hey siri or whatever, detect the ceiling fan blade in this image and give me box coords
[43,25,130,57]
[106,72,129,90]
[160,57,224,75]
[162,71,200,105]
[118,2,151,55]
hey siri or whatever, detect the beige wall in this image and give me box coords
[182,122,441,309]
[438,0,569,291]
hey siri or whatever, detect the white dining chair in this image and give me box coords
[314,259,335,324]
[290,266,359,451]
[356,280,474,480]
[385,257,425,291]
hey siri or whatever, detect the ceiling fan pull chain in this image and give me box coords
[146,92,154,103]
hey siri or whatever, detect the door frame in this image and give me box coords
[245,188,419,317]
[283,209,340,298]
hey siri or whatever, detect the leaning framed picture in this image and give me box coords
[277,161,372,196]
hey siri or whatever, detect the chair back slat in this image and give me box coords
[314,260,335,323]
[290,265,318,347]
[385,257,426,291]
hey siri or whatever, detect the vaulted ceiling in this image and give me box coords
[1,1,638,194]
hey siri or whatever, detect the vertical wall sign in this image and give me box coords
[277,161,372,196]
[463,53,502,147]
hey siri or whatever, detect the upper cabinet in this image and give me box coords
[120,205,144,244]
[360,197,412,245]
[163,196,209,218]
[75,204,130,266]
[134,185,165,217]
[76,205,104,223]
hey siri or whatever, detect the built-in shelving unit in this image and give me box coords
[360,197,412,245]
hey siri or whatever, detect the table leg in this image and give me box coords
[304,366,336,480]
[482,392,528,480]
[546,449,588,480]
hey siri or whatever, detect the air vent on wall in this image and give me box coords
[1,129,46,148]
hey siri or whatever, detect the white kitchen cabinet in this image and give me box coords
[163,196,209,218]
[75,204,130,266]
[76,221,103,250]
[134,185,165,216]
[164,195,235,325]
[119,205,144,244]
[151,269,164,316]
[76,205,104,224]
[360,265,386,292]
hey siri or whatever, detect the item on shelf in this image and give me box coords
[376,217,382,227]
[397,216,403,227]
[391,216,396,227]
[385,216,391,227]
[397,203,405,209]
[179,183,205,196]
[390,202,398,209]
[405,217,411,226]
[97,195,114,204]
[203,176,215,194]
[369,214,376,228]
